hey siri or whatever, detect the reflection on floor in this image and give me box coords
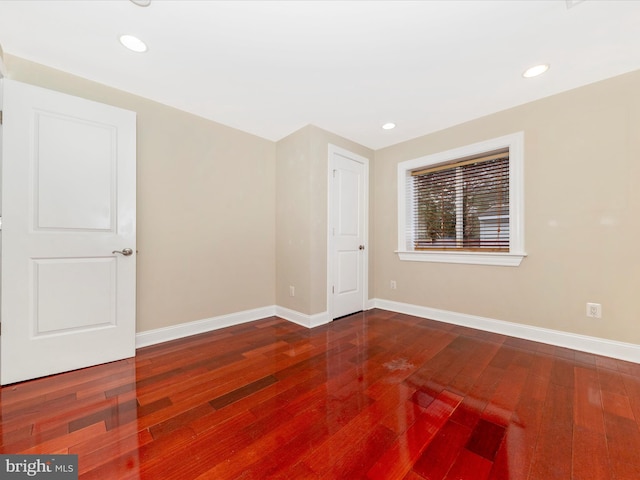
[1,308,640,479]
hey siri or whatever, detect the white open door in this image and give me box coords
[0,79,136,385]
[328,145,368,319]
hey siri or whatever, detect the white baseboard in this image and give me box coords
[136,299,640,364]
[371,298,640,364]
[275,306,330,328]
[135,305,276,348]
[135,305,331,348]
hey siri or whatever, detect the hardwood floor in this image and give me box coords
[2,309,640,479]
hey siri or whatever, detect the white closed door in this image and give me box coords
[329,145,368,319]
[0,79,136,385]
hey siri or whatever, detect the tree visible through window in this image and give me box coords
[411,150,509,251]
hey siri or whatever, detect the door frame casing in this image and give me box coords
[326,144,369,321]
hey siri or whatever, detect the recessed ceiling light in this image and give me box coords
[382,122,396,130]
[522,64,550,78]
[119,34,147,53]
[130,0,151,6]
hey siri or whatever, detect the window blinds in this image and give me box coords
[409,150,510,251]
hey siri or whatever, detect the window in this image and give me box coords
[397,132,525,266]
[412,151,509,251]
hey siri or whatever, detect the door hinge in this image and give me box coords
[0,110,3,125]
[332,169,336,178]
[332,286,335,294]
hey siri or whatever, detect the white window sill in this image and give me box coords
[396,250,526,267]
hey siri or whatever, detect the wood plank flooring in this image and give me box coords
[2,309,640,479]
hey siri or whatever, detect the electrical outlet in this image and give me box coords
[289,286,295,297]
[390,280,397,290]
[586,303,601,318]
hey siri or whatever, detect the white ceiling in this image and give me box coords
[1,0,639,150]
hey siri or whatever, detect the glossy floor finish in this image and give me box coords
[2,309,640,479]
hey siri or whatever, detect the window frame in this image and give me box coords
[397,132,526,267]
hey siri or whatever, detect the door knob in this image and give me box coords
[112,248,134,256]
[359,245,365,250]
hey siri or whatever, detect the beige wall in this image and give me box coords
[275,126,313,313]
[276,125,372,315]
[373,69,640,344]
[4,55,276,333]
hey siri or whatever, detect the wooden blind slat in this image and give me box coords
[411,150,509,176]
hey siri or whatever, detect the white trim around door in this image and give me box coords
[327,144,370,321]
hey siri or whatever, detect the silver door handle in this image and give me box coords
[112,248,134,256]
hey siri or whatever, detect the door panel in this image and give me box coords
[36,112,115,231]
[330,146,368,319]
[33,257,116,333]
[337,251,358,294]
[337,169,359,236]
[1,79,136,385]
